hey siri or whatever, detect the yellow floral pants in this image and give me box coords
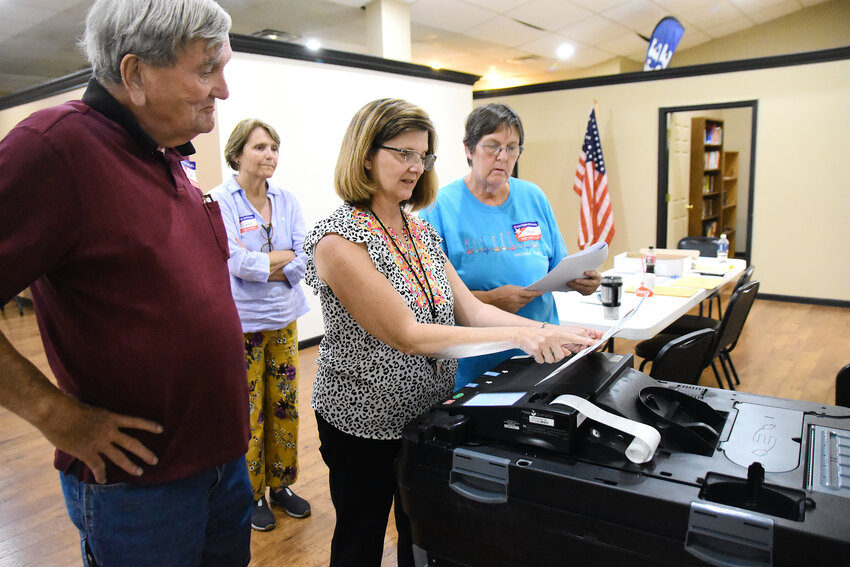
[244,322,300,500]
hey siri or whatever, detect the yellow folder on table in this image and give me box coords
[670,276,724,290]
[624,285,698,297]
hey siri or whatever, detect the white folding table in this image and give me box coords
[555,258,746,343]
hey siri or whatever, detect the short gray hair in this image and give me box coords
[81,0,232,84]
[463,103,525,165]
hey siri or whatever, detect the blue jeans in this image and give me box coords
[60,456,252,567]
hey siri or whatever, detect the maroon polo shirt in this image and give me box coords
[0,79,249,484]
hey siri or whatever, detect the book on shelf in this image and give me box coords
[704,124,722,144]
[702,175,713,194]
[704,151,720,169]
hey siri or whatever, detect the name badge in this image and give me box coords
[239,214,259,233]
[180,160,201,188]
[513,221,541,241]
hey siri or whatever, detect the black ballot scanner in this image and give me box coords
[397,352,850,567]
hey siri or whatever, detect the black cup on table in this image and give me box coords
[600,275,622,319]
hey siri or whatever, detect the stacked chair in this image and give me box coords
[677,236,721,317]
[636,280,760,390]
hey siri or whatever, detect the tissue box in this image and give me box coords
[614,250,693,277]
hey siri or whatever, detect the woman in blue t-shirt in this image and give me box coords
[420,104,602,389]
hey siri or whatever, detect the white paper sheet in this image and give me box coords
[535,294,647,386]
[524,242,608,293]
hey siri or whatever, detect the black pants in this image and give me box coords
[316,412,414,567]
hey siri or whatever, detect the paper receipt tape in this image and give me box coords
[550,394,661,464]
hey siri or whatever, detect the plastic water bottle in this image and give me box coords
[637,246,656,298]
[644,246,656,274]
[717,233,729,263]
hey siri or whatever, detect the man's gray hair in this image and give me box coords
[80,0,232,84]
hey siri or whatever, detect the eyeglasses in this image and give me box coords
[260,223,273,253]
[377,145,437,171]
[478,143,524,158]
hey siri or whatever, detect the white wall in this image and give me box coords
[214,51,473,339]
[482,57,850,301]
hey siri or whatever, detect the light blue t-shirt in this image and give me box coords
[420,176,569,389]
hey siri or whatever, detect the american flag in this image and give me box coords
[573,108,614,250]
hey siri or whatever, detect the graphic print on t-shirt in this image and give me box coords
[462,222,541,257]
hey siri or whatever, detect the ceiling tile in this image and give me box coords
[572,44,619,67]
[700,16,753,38]
[8,0,82,11]
[409,0,495,33]
[680,1,750,28]
[652,0,716,10]
[729,0,799,14]
[506,0,594,31]
[674,27,713,50]
[412,24,502,54]
[558,15,631,43]
[3,3,58,25]
[463,14,548,47]
[597,31,648,56]
[517,32,582,59]
[570,0,632,12]
[323,0,373,6]
[0,20,34,36]
[462,0,529,12]
[603,0,671,31]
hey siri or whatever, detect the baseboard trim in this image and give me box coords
[299,335,323,350]
[758,294,850,309]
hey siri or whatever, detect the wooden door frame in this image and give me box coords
[656,100,758,263]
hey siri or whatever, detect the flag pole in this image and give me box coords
[593,99,598,115]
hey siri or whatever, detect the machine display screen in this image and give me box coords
[464,392,526,407]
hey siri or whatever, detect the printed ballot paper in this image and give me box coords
[524,242,608,293]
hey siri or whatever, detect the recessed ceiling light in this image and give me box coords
[306,39,322,51]
[556,43,575,60]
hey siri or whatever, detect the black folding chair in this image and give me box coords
[644,329,716,385]
[636,281,760,390]
[836,364,850,408]
[678,236,722,317]
[677,236,719,258]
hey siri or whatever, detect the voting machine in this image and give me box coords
[397,352,850,567]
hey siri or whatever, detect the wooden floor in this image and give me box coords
[0,296,848,566]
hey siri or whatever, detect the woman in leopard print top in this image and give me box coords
[304,98,602,567]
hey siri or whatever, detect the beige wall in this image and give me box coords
[480,57,850,301]
[0,87,84,137]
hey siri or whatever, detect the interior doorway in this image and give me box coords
[655,101,757,263]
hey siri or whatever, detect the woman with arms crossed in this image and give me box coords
[209,119,311,532]
[304,99,602,567]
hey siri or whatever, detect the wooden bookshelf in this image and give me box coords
[688,117,724,241]
[721,151,738,256]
